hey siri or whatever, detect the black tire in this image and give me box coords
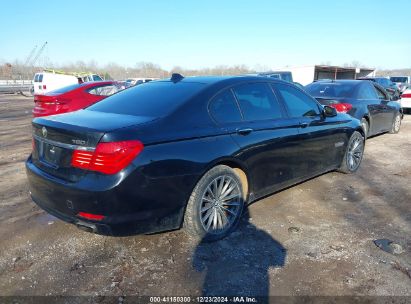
[338,131,365,174]
[361,118,369,139]
[389,112,401,134]
[184,165,246,242]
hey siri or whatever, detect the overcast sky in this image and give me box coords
[1,0,410,70]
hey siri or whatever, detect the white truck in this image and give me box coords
[33,70,103,95]
[389,76,410,93]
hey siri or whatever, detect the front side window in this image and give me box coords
[92,75,103,81]
[209,90,242,124]
[274,83,320,117]
[357,83,378,100]
[232,83,283,121]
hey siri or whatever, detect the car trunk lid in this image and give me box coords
[31,110,156,181]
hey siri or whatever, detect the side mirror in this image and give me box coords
[323,105,337,117]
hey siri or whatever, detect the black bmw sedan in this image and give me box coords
[26,75,365,241]
[305,80,403,138]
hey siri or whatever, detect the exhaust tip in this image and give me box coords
[76,221,97,234]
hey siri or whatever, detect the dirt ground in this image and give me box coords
[0,94,410,298]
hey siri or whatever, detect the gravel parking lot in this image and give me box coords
[0,94,410,297]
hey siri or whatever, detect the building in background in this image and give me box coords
[279,65,375,86]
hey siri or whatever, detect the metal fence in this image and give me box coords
[0,80,32,94]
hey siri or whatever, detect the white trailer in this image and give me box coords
[279,65,375,86]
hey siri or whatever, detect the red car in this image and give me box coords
[33,81,122,117]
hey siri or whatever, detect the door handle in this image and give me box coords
[237,128,253,135]
[299,122,309,128]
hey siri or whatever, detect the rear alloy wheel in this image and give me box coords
[184,165,245,242]
[389,113,401,134]
[361,118,369,139]
[338,131,365,174]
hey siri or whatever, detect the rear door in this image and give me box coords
[272,82,347,177]
[34,73,44,95]
[212,82,301,197]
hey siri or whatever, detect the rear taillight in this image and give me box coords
[43,85,46,90]
[71,140,144,174]
[43,98,71,105]
[330,103,353,113]
[401,93,411,98]
[77,212,105,221]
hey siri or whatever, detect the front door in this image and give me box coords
[272,83,348,179]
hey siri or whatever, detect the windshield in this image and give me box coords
[49,84,80,94]
[88,81,206,117]
[305,82,356,98]
[390,77,408,83]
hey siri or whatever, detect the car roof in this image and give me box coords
[309,79,364,85]
[77,81,116,88]
[155,75,289,85]
[357,77,385,80]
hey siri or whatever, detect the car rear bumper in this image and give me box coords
[25,156,185,236]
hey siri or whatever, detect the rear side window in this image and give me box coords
[209,90,242,124]
[274,83,320,117]
[232,83,283,121]
[38,74,43,82]
[87,84,119,96]
[357,83,378,99]
[88,81,205,117]
[374,85,388,100]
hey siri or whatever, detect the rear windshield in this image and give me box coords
[264,73,292,82]
[390,77,408,83]
[375,78,390,86]
[34,74,43,82]
[305,82,356,98]
[49,84,80,94]
[88,81,206,117]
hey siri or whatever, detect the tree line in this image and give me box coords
[0,60,254,80]
[1,59,409,80]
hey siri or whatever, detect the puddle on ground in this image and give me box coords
[33,212,58,225]
[374,239,404,255]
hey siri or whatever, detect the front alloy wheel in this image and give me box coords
[346,135,364,171]
[390,113,401,134]
[339,131,364,174]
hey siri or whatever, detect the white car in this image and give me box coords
[390,76,410,93]
[125,78,158,87]
[400,87,411,113]
[33,70,103,95]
